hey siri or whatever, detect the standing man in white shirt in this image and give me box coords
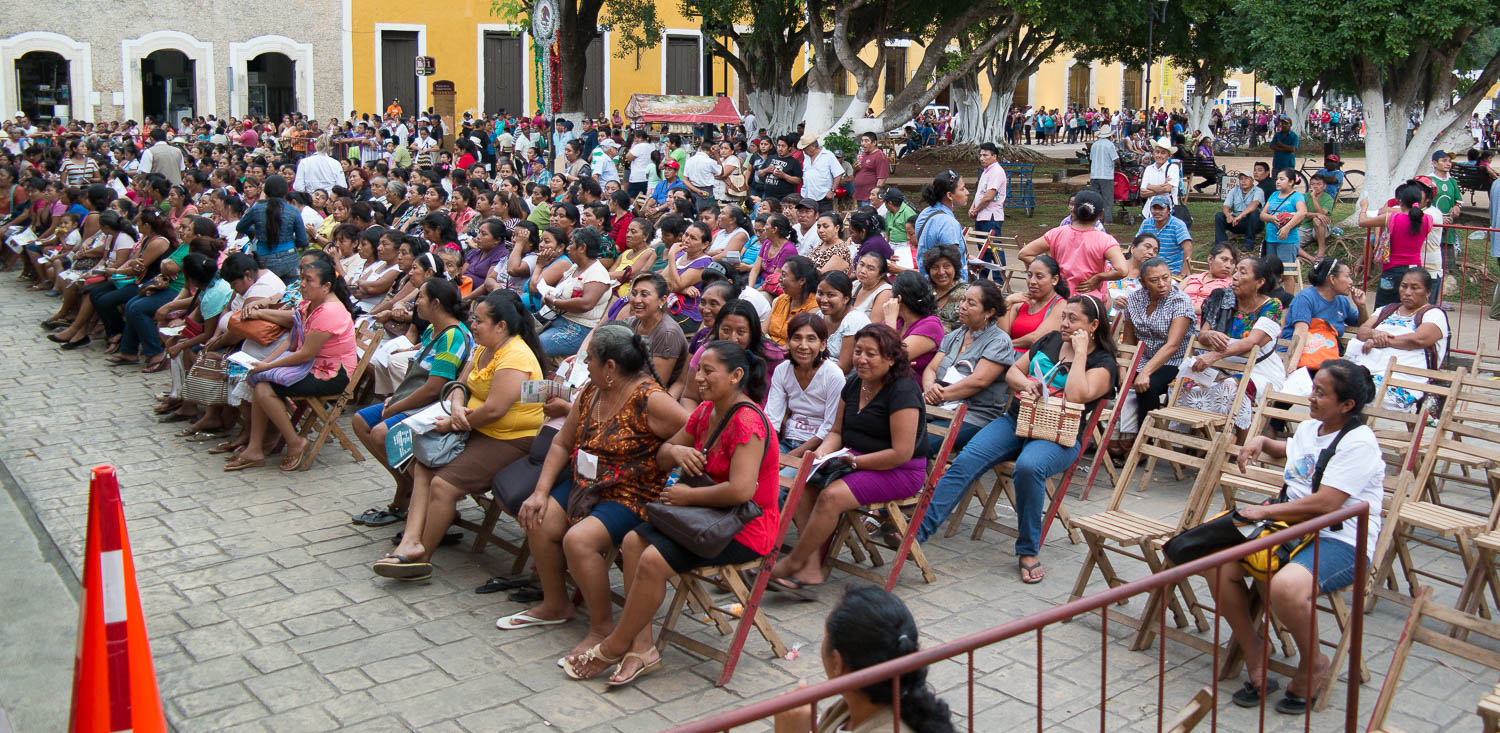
[798,135,844,213]
[682,143,721,207]
[293,136,345,194]
[1088,125,1120,223]
[592,138,621,186]
[1138,137,1181,219]
[624,129,656,198]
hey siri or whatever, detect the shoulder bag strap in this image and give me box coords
[1277,418,1362,529]
[700,401,754,455]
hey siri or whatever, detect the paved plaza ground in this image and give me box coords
[1,270,1496,732]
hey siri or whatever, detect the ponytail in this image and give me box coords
[703,340,768,404]
[302,256,356,314]
[263,174,289,248]
[1394,182,1424,236]
[588,323,661,386]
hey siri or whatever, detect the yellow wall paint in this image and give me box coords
[351,0,733,117]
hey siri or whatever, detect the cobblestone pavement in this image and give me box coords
[1,275,1490,733]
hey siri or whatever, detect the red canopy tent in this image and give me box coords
[624,94,741,125]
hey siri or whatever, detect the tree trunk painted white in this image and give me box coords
[952,81,1011,146]
[1183,89,1219,137]
[747,89,807,138]
[1285,86,1318,139]
[802,88,841,143]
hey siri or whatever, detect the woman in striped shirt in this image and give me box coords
[59,140,99,187]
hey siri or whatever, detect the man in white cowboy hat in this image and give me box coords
[1139,136,1181,220]
[1089,124,1120,223]
[799,133,844,213]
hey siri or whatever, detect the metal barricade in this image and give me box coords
[672,504,1371,733]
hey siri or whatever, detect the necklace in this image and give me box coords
[592,377,639,421]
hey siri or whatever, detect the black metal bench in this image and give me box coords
[1179,157,1226,198]
[1454,163,1494,205]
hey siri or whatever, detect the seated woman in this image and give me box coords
[847,209,894,265]
[923,296,1118,583]
[352,230,404,314]
[767,312,845,457]
[879,271,944,380]
[816,270,870,373]
[711,204,750,262]
[1115,257,1197,456]
[1203,359,1384,715]
[1180,242,1236,315]
[71,209,175,354]
[684,278,738,366]
[1346,267,1448,411]
[44,210,137,343]
[525,226,572,310]
[807,213,854,274]
[156,253,235,433]
[766,255,820,348]
[922,245,969,332]
[1105,233,1159,310]
[561,341,778,686]
[771,324,928,592]
[999,255,1068,354]
[748,213,799,295]
[606,217,656,302]
[677,298,781,410]
[503,324,688,654]
[366,242,433,339]
[772,587,956,733]
[1180,256,1287,434]
[226,257,358,471]
[850,250,893,318]
[199,253,287,453]
[1282,257,1368,369]
[372,290,546,578]
[915,280,1017,540]
[115,216,192,371]
[236,175,307,282]
[351,278,474,528]
[661,221,714,334]
[537,228,613,358]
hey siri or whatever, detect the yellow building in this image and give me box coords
[346,0,1274,122]
[347,0,735,118]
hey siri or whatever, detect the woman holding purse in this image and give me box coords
[502,326,687,662]
[562,341,778,687]
[373,290,545,579]
[924,295,1118,583]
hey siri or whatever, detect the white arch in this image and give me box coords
[228,35,315,119]
[120,30,215,123]
[0,31,94,122]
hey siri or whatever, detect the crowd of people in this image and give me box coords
[0,102,1458,717]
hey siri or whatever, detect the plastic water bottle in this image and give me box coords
[665,467,681,488]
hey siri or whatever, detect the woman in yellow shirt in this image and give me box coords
[765,255,820,347]
[374,289,545,579]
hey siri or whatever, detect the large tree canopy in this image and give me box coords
[1235,0,1500,210]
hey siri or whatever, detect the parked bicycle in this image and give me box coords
[1294,156,1364,203]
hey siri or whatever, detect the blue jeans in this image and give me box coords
[539,317,591,358]
[257,247,301,284]
[121,288,179,357]
[917,414,1081,555]
[91,281,139,338]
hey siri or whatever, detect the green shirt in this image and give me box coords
[166,243,190,291]
[1300,192,1335,230]
[1433,173,1461,244]
[527,202,551,228]
[883,203,917,244]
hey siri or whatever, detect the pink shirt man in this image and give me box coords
[974,161,1007,222]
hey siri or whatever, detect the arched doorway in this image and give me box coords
[15,51,70,124]
[248,52,296,120]
[1067,64,1091,109]
[141,49,196,127]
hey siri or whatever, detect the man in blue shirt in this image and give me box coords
[1270,117,1298,173]
[1318,154,1346,200]
[651,160,687,204]
[1135,196,1192,273]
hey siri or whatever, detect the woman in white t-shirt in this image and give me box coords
[537,228,613,357]
[1346,267,1448,411]
[1201,359,1384,715]
[815,270,869,373]
[850,251,893,318]
[766,312,846,457]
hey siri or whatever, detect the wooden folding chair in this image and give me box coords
[823,405,967,589]
[292,322,382,471]
[1367,587,1500,732]
[1165,686,1213,733]
[1457,530,1500,622]
[1113,335,1259,494]
[450,494,530,576]
[1373,370,1500,608]
[962,344,1143,544]
[655,454,815,686]
[1417,369,1500,511]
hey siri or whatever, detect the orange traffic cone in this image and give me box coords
[69,465,166,733]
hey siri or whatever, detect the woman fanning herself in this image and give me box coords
[879,271,944,380]
[766,255,820,347]
[1181,256,1287,434]
[771,324,928,592]
[767,312,845,457]
[227,258,358,471]
[772,587,956,733]
[562,341,778,686]
[373,290,545,579]
[1203,360,1384,715]
[922,296,1117,582]
[506,325,687,663]
[999,255,1068,354]
[816,270,870,373]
